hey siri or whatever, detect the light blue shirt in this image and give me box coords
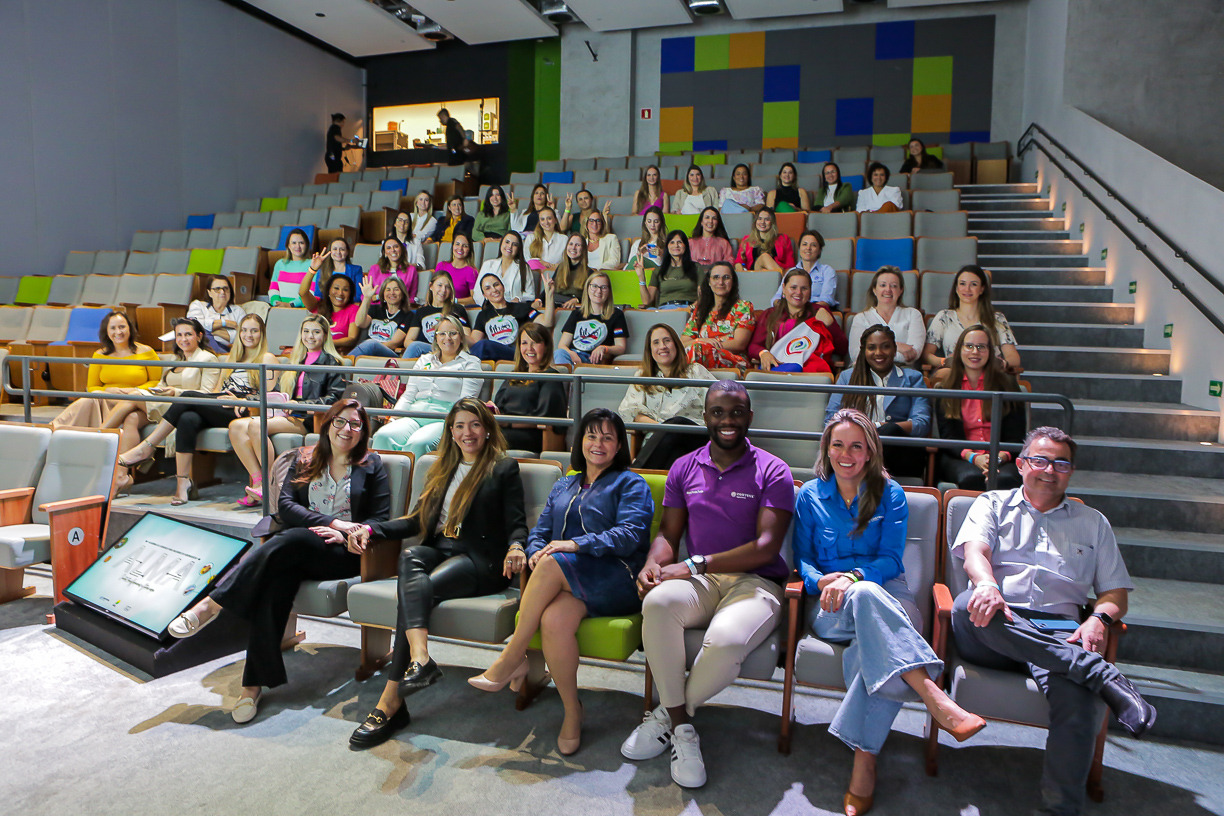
[793,475,908,594]
[772,261,838,308]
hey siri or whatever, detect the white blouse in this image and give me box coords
[847,306,927,365]
[855,186,905,213]
[474,258,538,305]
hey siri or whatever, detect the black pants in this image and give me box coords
[389,542,506,678]
[938,453,1021,490]
[876,421,927,480]
[325,153,342,173]
[162,391,236,454]
[632,417,706,471]
[210,527,360,688]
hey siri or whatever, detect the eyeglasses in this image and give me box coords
[331,417,363,432]
[962,343,990,352]
[1020,455,1073,473]
[209,287,230,293]
[435,330,461,338]
[588,284,610,292]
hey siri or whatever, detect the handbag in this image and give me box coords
[374,358,407,403]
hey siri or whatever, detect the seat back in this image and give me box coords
[411,455,562,530]
[25,307,72,343]
[216,227,250,248]
[859,211,913,239]
[63,307,111,344]
[739,271,782,310]
[917,237,978,274]
[153,249,191,275]
[186,229,219,249]
[914,211,968,238]
[62,251,97,277]
[821,238,853,271]
[380,452,414,520]
[79,274,121,307]
[91,251,128,276]
[743,371,832,469]
[806,211,858,240]
[159,230,190,249]
[150,274,195,306]
[46,275,86,307]
[854,237,914,272]
[900,487,941,633]
[911,189,961,212]
[16,276,53,306]
[943,491,982,592]
[0,306,34,343]
[909,172,955,190]
[265,307,309,353]
[33,429,118,524]
[187,248,225,278]
[573,365,635,413]
[0,424,53,491]
[115,274,156,306]
[919,271,956,315]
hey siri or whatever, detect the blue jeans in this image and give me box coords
[403,340,432,359]
[808,579,941,755]
[350,339,399,358]
[554,348,590,365]
[471,339,515,362]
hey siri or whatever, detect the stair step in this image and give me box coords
[1031,400,1219,442]
[1114,528,1224,583]
[970,230,1073,241]
[1021,346,1169,375]
[1119,577,1224,672]
[988,268,1107,286]
[980,253,1092,268]
[993,284,1115,303]
[1009,322,1144,348]
[1068,470,1224,534]
[962,199,1054,212]
[995,301,1135,324]
[959,183,1039,195]
[968,217,1067,231]
[978,239,1085,255]
[1115,662,1224,745]
[1074,435,1224,477]
[1024,371,1181,402]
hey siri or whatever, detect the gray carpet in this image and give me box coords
[2,572,1221,816]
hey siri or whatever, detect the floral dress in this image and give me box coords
[682,299,755,371]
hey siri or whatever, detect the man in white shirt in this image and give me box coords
[951,426,1156,816]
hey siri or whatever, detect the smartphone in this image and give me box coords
[1030,617,1081,633]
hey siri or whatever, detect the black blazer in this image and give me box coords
[285,351,345,419]
[279,452,392,530]
[936,400,1027,453]
[368,457,527,578]
[429,213,475,243]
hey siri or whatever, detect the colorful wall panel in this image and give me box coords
[659,16,994,152]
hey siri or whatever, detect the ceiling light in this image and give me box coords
[539,1,576,23]
[687,0,724,15]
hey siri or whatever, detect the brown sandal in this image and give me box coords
[843,791,874,816]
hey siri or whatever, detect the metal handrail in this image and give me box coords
[3,354,1074,493]
[1018,122,1224,336]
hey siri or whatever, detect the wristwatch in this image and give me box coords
[689,554,708,575]
[1091,611,1116,626]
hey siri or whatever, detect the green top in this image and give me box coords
[650,266,699,306]
[473,210,511,241]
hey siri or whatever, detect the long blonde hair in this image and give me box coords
[411,398,508,538]
[579,272,616,321]
[636,323,693,394]
[749,208,780,251]
[277,313,340,393]
[227,313,270,389]
[529,206,558,259]
[555,233,590,295]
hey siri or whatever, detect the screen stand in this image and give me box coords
[53,602,250,678]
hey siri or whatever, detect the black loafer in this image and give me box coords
[398,659,443,697]
[1100,674,1157,738]
[349,705,410,749]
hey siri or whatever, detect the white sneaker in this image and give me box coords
[620,705,672,760]
[669,724,706,788]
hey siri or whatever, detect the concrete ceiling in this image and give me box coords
[240,0,1013,57]
[240,0,434,56]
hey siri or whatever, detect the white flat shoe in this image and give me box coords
[232,694,260,724]
[168,608,215,639]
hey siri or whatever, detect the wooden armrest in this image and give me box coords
[784,577,805,600]
[40,495,107,515]
[931,582,953,659]
[0,488,36,525]
[360,536,401,582]
[932,582,953,616]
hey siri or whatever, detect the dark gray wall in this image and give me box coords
[1065,0,1224,190]
[0,0,364,277]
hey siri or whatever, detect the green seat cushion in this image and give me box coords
[259,197,289,212]
[525,612,643,661]
[187,248,225,277]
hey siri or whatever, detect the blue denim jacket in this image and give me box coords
[527,469,654,569]
[793,475,909,593]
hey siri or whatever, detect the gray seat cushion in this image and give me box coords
[794,635,850,690]
[951,661,1050,726]
[347,578,521,644]
[293,575,358,618]
[681,625,782,682]
[0,523,51,569]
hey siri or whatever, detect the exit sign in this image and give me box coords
[1163,323,1174,338]
[1128,281,1137,294]
[1210,381,1223,398]
[640,108,652,120]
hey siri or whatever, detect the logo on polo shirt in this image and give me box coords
[731,490,757,500]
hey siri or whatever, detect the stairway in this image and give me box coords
[963,183,1224,745]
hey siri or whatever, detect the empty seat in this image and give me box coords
[153,249,191,275]
[853,237,914,271]
[0,306,34,344]
[744,371,832,473]
[739,271,783,310]
[240,211,271,227]
[859,211,913,239]
[159,230,190,249]
[184,214,215,230]
[15,276,53,306]
[247,226,280,248]
[91,251,127,276]
[186,229,219,249]
[341,192,371,209]
[919,271,957,314]
[45,275,85,306]
[821,238,854,271]
[62,251,97,277]
[268,209,301,228]
[384,168,412,181]
[916,237,978,273]
[0,423,51,492]
[833,146,869,166]
[235,198,260,212]
[265,307,309,353]
[212,212,242,228]
[360,168,387,181]
[943,143,974,186]
[297,208,329,228]
[351,243,381,269]
[914,211,968,238]
[909,172,955,190]
[260,197,288,212]
[327,206,361,230]
[187,248,225,279]
[288,194,316,210]
[911,189,961,212]
[114,274,156,307]
[215,227,250,248]
[973,141,1011,184]
[59,306,111,345]
[369,190,400,210]
[79,274,121,306]
[123,251,158,276]
[352,180,380,193]
[807,212,858,240]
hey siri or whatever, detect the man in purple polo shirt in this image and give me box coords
[621,380,794,788]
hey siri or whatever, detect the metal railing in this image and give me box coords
[3,354,1074,506]
[1018,122,1224,336]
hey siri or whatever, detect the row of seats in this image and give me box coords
[143,206,360,248]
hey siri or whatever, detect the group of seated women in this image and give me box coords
[162,396,985,815]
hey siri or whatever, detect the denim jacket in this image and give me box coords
[527,469,654,570]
